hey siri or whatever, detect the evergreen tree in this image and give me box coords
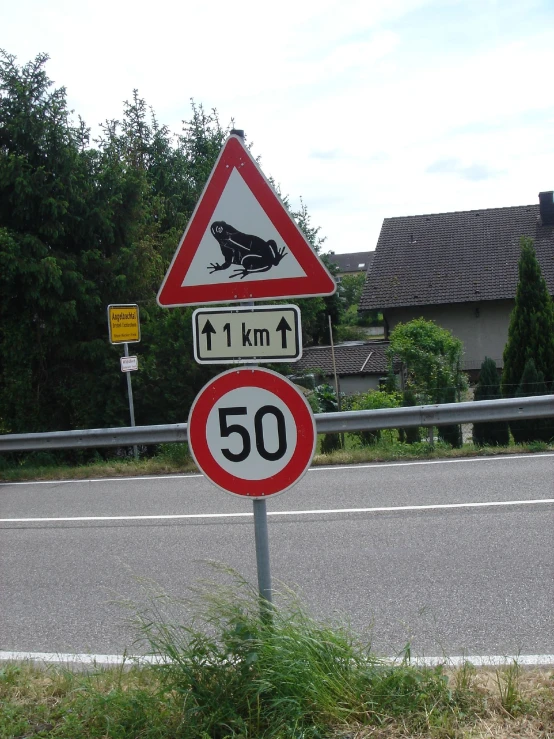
[0,52,333,437]
[437,385,463,448]
[502,237,554,396]
[472,357,510,446]
[511,359,551,443]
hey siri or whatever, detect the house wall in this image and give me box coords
[384,299,514,370]
[329,374,382,395]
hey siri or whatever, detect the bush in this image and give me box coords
[157,442,191,466]
[387,318,467,404]
[437,386,462,448]
[312,384,344,452]
[349,389,401,446]
[320,432,343,453]
[473,357,510,446]
[398,388,421,444]
[511,359,552,443]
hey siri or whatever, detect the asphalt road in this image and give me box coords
[1,453,553,659]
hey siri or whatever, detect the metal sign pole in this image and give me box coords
[230,127,274,609]
[253,497,273,605]
[123,343,138,460]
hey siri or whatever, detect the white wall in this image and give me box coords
[384,299,513,369]
[327,374,382,395]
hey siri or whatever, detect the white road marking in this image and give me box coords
[0,650,552,667]
[0,452,552,486]
[1,498,552,523]
[314,452,554,472]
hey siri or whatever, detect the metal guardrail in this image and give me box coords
[0,395,552,452]
[316,395,554,433]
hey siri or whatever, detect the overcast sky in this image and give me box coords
[4,0,554,255]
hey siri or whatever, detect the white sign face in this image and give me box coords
[187,367,316,497]
[182,170,307,287]
[205,386,298,481]
[157,135,337,307]
[120,356,138,372]
[193,305,302,364]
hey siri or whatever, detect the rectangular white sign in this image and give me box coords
[120,356,138,372]
[193,305,302,364]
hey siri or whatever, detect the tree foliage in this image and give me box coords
[339,273,365,312]
[502,237,554,396]
[349,389,401,445]
[312,383,343,453]
[385,319,466,447]
[511,359,552,444]
[386,318,467,403]
[436,385,462,448]
[0,52,329,436]
[472,357,509,447]
[398,388,421,444]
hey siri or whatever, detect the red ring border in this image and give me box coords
[188,368,316,497]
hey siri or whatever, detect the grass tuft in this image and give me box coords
[1,607,553,738]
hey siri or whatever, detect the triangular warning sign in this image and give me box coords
[157,134,337,307]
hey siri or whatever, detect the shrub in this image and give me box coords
[387,318,467,403]
[350,389,401,446]
[473,357,510,446]
[437,386,463,448]
[511,359,552,443]
[312,383,343,452]
[398,388,421,444]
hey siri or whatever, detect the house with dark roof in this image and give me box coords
[359,191,554,372]
[292,340,392,394]
[327,251,374,281]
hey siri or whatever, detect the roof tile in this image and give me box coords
[294,341,391,376]
[360,204,554,310]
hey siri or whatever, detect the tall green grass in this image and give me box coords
[127,572,459,738]
[2,574,552,738]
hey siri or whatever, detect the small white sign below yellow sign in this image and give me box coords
[193,305,302,364]
[108,304,140,344]
[120,356,138,372]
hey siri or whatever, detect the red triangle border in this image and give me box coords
[157,136,336,307]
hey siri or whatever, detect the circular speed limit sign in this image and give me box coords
[188,368,316,497]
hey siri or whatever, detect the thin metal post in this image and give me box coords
[124,343,138,460]
[328,314,344,448]
[328,314,341,411]
[229,128,274,610]
[253,497,273,605]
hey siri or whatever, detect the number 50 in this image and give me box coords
[218,406,287,462]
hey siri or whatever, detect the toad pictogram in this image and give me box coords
[209,221,287,279]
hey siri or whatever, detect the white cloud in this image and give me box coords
[2,0,554,253]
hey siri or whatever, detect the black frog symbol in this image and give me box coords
[208,221,287,279]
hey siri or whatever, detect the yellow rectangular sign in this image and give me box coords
[108,304,140,344]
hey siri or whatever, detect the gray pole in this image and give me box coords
[231,127,273,607]
[124,343,138,460]
[328,314,344,447]
[253,497,273,605]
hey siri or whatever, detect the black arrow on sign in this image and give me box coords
[201,320,217,351]
[276,317,292,349]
